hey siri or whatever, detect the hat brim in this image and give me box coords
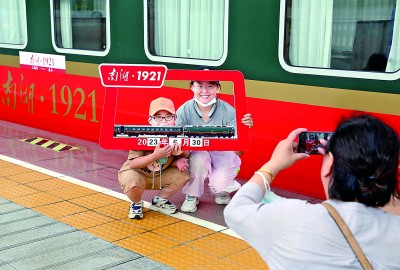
[150,108,176,116]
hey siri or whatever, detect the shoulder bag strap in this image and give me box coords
[322,202,373,270]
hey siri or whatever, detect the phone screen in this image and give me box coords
[298,132,332,154]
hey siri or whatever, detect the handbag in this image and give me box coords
[322,202,373,270]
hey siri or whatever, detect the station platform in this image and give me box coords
[0,120,321,270]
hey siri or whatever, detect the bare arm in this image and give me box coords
[128,144,172,169]
[249,128,310,190]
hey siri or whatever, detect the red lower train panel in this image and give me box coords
[1,66,398,199]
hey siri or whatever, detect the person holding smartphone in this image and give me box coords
[224,114,400,269]
[176,78,253,213]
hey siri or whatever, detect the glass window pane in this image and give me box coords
[0,0,27,49]
[53,0,108,52]
[283,0,398,73]
[147,0,225,61]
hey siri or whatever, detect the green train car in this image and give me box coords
[183,125,235,138]
[1,0,399,198]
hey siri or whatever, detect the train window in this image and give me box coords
[50,0,110,56]
[279,0,400,80]
[0,0,27,49]
[144,0,229,66]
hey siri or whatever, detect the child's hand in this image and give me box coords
[171,143,183,156]
[176,158,189,171]
[153,143,172,159]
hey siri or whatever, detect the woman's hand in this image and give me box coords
[263,128,310,176]
[171,143,183,156]
[176,157,189,171]
[242,113,253,128]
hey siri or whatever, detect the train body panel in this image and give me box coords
[1,0,399,199]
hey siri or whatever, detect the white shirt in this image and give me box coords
[224,182,400,270]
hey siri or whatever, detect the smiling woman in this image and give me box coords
[176,75,253,213]
[190,81,220,115]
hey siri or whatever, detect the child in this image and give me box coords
[118,97,190,219]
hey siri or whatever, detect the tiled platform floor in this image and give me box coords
[0,120,322,269]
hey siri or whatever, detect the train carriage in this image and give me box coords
[0,0,399,199]
[114,125,183,138]
[183,125,235,138]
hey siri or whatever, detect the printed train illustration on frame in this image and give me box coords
[113,125,236,138]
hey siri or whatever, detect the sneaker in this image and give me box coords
[181,195,199,213]
[150,197,178,214]
[215,194,231,205]
[128,202,143,219]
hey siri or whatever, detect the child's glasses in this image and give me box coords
[151,115,176,122]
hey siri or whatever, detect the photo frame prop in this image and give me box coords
[99,64,250,151]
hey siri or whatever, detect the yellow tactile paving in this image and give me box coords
[94,201,132,220]
[152,220,214,244]
[59,210,116,230]
[115,231,180,256]
[0,165,32,176]
[190,259,256,270]
[187,232,250,258]
[11,191,63,208]
[0,176,16,188]
[0,161,272,270]
[0,184,40,199]
[34,201,87,218]
[128,210,180,230]
[26,178,76,191]
[6,171,54,184]
[225,248,270,270]
[0,160,14,167]
[148,245,221,270]
[46,185,96,200]
[84,220,146,242]
[69,193,122,209]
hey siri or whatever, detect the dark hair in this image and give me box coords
[190,66,220,85]
[364,53,388,72]
[325,114,399,207]
[190,80,220,85]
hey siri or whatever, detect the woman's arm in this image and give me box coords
[224,128,310,248]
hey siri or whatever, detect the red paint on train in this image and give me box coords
[1,66,399,199]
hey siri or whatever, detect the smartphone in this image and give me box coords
[298,131,333,154]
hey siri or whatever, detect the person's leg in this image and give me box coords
[208,151,241,204]
[147,167,189,214]
[126,186,144,202]
[158,180,187,199]
[182,151,211,197]
[181,151,211,212]
[118,170,146,219]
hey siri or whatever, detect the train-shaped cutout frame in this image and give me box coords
[99,66,250,151]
